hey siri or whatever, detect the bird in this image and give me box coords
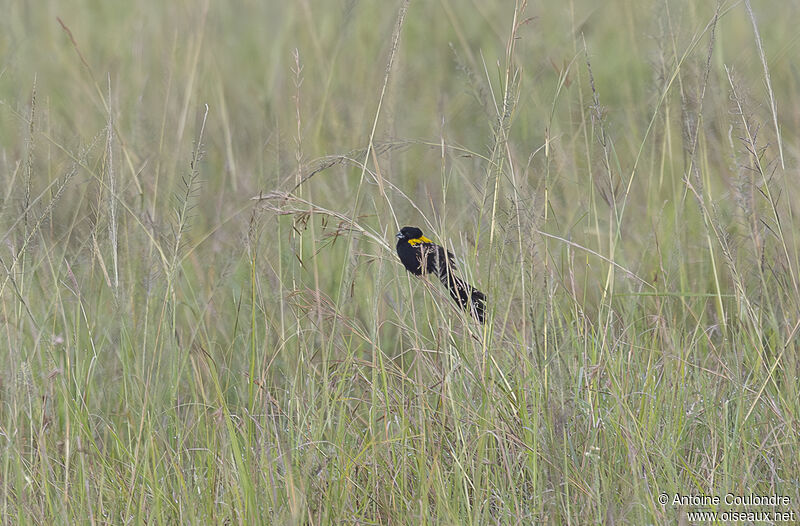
[395,226,486,323]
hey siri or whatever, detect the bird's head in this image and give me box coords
[396,226,424,240]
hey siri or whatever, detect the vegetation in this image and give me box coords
[1,0,798,523]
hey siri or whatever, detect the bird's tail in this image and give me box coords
[438,269,486,323]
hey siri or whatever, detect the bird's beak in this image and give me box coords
[395,232,403,239]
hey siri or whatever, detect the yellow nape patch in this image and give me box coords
[407,236,432,246]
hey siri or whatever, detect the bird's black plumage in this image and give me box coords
[395,226,486,323]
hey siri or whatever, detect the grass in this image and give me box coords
[1,0,799,523]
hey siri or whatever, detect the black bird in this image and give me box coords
[395,226,486,323]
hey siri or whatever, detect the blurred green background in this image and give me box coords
[1,0,799,523]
